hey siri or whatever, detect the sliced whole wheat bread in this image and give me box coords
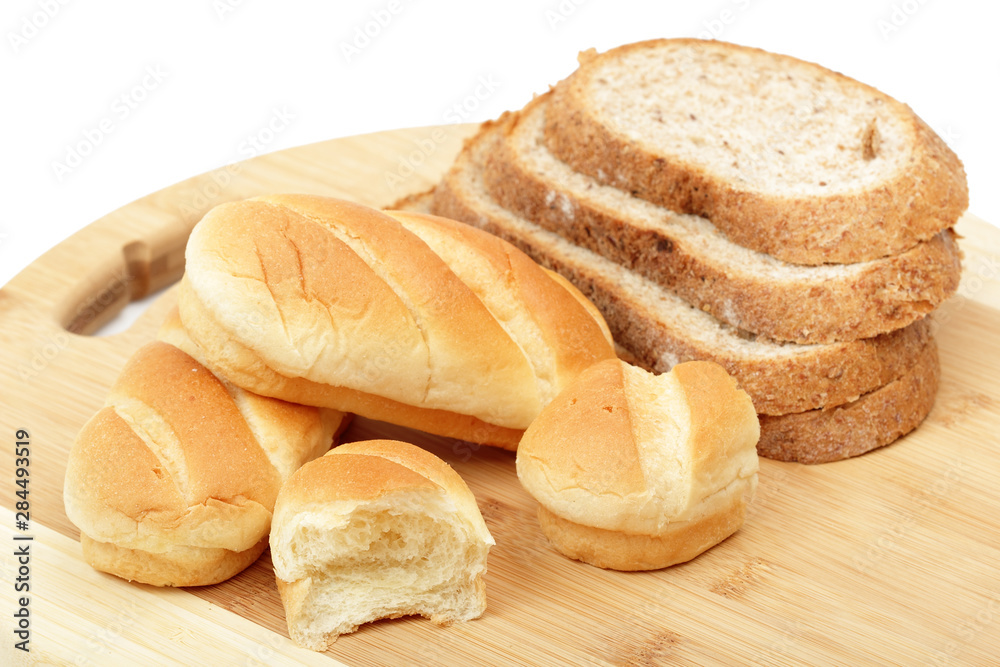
[757,337,939,463]
[544,39,968,265]
[393,125,933,424]
[483,94,961,344]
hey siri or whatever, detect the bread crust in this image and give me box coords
[424,140,935,416]
[271,441,493,650]
[63,341,346,586]
[757,337,940,463]
[179,195,614,442]
[178,276,524,449]
[80,534,268,588]
[485,95,961,344]
[516,359,759,571]
[536,502,746,571]
[544,39,968,265]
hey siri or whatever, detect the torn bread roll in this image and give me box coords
[516,359,759,571]
[178,194,615,449]
[270,440,494,651]
[63,336,348,587]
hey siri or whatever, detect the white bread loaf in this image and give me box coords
[544,39,968,265]
[270,440,494,651]
[63,335,348,586]
[516,359,759,571]
[178,194,615,449]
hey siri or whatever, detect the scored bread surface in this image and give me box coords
[516,359,759,570]
[179,195,614,439]
[485,94,961,344]
[63,340,346,586]
[544,39,968,265]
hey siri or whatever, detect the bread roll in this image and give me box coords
[178,194,615,448]
[270,440,494,651]
[516,359,759,570]
[63,337,348,586]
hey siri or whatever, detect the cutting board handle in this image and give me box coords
[4,193,215,339]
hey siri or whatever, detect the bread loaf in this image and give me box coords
[484,94,961,344]
[517,359,759,570]
[63,337,348,586]
[270,440,494,651]
[178,194,615,449]
[544,39,968,265]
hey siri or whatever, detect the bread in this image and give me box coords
[417,131,932,417]
[758,337,939,463]
[516,359,759,570]
[63,339,348,586]
[544,39,968,265]
[270,440,494,651]
[178,194,615,449]
[484,94,961,344]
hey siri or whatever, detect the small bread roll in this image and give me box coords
[516,359,759,571]
[63,336,348,587]
[270,440,494,651]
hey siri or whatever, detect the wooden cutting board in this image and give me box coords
[2,124,1000,667]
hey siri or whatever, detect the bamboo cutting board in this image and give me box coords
[2,124,1000,666]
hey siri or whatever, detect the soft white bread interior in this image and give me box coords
[63,334,348,587]
[516,359,759,570]
[178,194,614,447]
[270,440,494,651]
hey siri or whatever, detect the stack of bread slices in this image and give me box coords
[404,39,968,463]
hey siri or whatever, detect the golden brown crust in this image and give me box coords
[178,277,523,449]
[271,440,493,649]
[544,39,968,265]
[63,340,345,586]
[180,195,613,445]
[536,501,747,571]
[485,94,962,344]
[274,440,490,536]
[425,147,935,416]
[516,359,758,570]
[80,535,268,588]
[758,337,940,463]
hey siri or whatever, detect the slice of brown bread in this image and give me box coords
[483,94,961,344]
[544,39,968,265]
[393,126,932,420]
[757,336,939,463]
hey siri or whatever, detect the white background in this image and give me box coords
[2,0,997,290]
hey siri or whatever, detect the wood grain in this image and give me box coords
[1,124,999,666]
